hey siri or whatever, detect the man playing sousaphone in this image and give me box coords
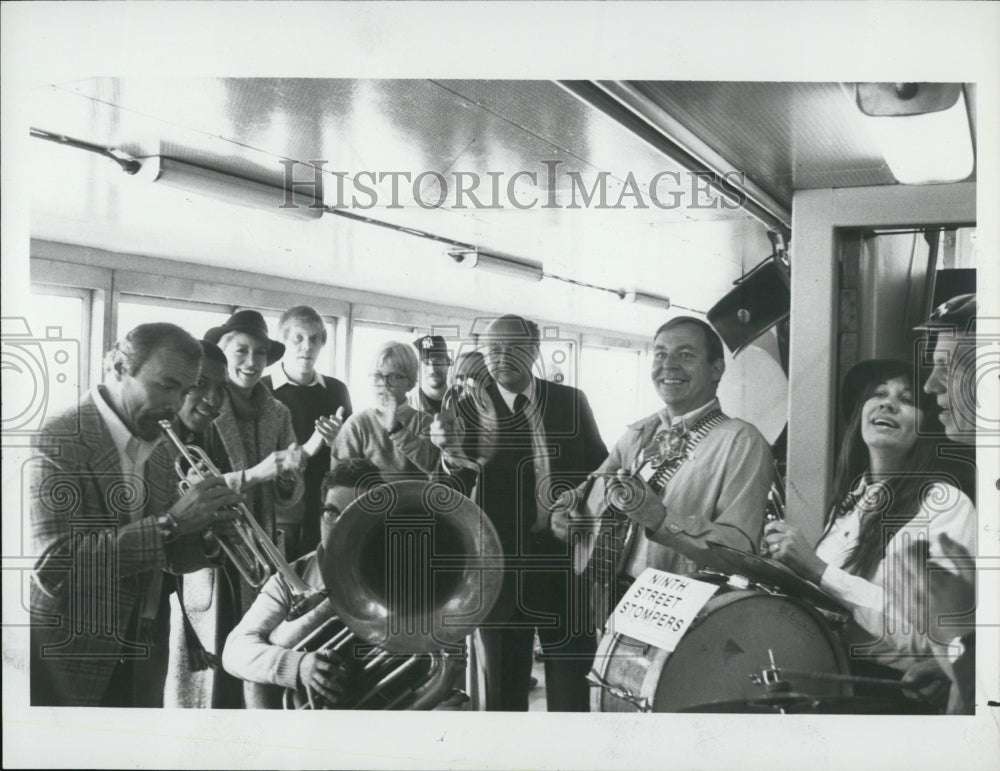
[551,317,774,615]
[221,459,385,707]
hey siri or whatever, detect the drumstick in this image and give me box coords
[767,667,912,691]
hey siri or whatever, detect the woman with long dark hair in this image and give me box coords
[764,359,975,705]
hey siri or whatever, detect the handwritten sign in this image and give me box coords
[610,568,719,651]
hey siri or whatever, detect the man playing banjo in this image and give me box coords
[551,316,774,606]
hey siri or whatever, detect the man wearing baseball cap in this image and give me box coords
[410,335,452,415]
[919,293,978,446]
[902,293,980,713]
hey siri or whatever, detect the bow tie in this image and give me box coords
[649,422,688,466]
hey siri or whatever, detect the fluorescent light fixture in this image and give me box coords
[134,156,325,221]
[854,83,974,185]
[623,290,671,310]
[448,249,544,282]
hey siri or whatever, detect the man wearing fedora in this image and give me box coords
[410,335,452,415]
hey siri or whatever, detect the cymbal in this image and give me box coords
[703,541,847,613]
[681,695,938,714]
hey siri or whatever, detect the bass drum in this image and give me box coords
[591,588,851,712]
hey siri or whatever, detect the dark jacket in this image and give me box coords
[447,377,608,617]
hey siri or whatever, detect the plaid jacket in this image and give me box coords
[29,391,217,706]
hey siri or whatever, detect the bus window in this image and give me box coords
[580,346,643,446]
[116,296,232,342]
[117,298,339,381]
[14,287,90,420]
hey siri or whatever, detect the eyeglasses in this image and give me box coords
[369,372,408,387]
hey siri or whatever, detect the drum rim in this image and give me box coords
[592,586,852,713]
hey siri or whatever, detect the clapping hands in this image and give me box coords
[306,407,346,455]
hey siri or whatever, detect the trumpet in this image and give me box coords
[158,419,326,620]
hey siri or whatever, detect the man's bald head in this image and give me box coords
[482,315,540,392]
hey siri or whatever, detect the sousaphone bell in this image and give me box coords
[270,480,503,709]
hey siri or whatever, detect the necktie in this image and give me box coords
[513,393,528,415]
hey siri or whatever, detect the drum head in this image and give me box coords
[704,541,847,613]
[653,591,849,712]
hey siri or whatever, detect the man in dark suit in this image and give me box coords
[30,322,241,707]
[432,315,608,711]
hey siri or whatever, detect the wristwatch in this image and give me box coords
[156,513,180,543]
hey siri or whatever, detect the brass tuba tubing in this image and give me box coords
[158,420,325,619]
[269,480,503,710]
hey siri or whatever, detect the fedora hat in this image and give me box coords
[205,310,285,366]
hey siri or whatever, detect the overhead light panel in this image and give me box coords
[448,249,544,282]
[623,290,671,310]
[854,83,974,185]
[133,156,325,221]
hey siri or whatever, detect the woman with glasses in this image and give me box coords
[331,340,441,477]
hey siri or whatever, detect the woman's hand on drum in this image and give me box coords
[763,521,827,584]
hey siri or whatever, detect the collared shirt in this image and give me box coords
[815,478,873,576]
[496,378,554,533]
[625,397,726,575]
[816,479,890,611]
[598,396,773,577]
[91,384,165,623]
[811,481,977,673]
[91,385,160,518]
[658,397,722,443]
[269,365,326,390]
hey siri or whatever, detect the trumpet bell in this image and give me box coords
[321,480,502,654]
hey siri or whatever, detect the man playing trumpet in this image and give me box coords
[30,323,242,707]
[163,340,246,708]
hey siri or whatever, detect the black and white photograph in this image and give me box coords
[2,3,998,769]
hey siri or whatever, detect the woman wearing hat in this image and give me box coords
[205,310,305,564]
[331,340,440,476]
[763,358,976,710]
